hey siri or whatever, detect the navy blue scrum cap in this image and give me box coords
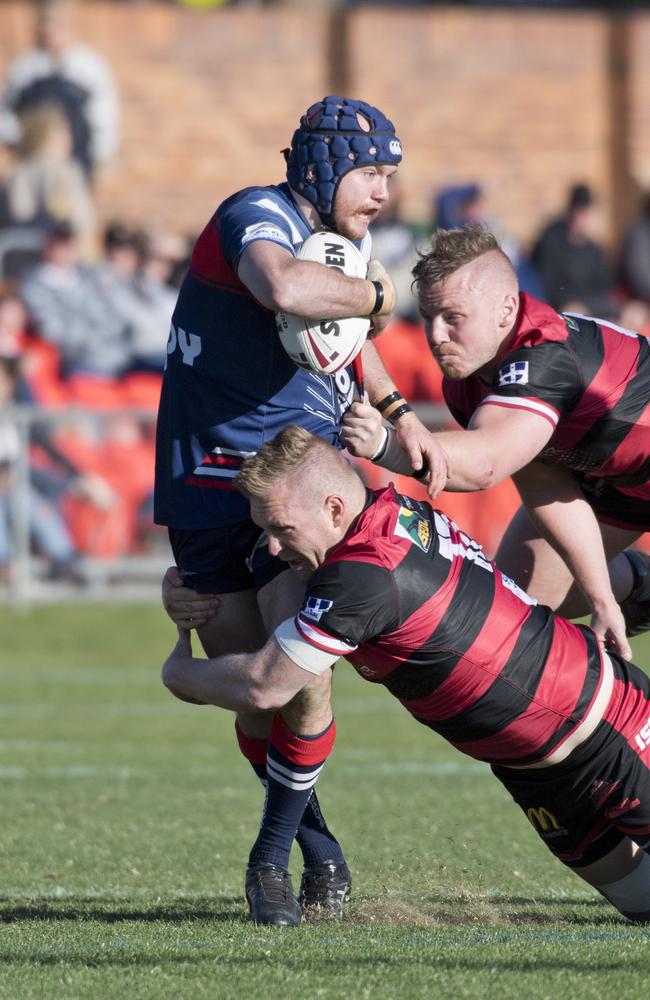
[286,95,402,226]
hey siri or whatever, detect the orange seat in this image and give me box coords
[65,375,128,409]
[120,371,163,410]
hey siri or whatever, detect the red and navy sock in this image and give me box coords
[235,722,268,785]
[247,714,339,871]
[235,720,345,868]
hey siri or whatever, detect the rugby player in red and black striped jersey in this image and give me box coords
[342,224,650,662]
[163,426,650,922]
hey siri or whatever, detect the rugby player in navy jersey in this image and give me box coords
[154,96,448,925]
[163,425,650,924]
[342,224,650,664]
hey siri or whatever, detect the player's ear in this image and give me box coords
[500,292,519,328]
[325,494,345,527]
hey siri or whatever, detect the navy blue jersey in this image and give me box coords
[154,183,367,528]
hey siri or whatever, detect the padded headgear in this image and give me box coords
[286,95,402,226]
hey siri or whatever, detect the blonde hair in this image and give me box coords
[17,103,71,158]
[236,425,335,500]
[412,224,513,288]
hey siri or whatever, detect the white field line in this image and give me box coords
[0,697,399,718]
[0,760,487,780]
[0,667,156,684]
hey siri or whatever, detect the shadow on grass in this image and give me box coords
[0,897,246,924]
[0,890,629,931]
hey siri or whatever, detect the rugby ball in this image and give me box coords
[276,231,370,375]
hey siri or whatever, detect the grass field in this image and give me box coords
[1,604,650,999]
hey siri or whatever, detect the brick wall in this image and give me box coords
[1,2,648,248]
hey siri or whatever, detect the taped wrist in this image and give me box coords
[374,391,413,425]
[369,426,389,462]
[370,425,414,476]
[363,278,393,317]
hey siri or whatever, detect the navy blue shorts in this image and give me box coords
[168,522,287,594]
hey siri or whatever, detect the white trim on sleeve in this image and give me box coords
[480,394,560,426]
[274,617,342,676]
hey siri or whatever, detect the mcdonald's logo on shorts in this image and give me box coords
[526,806,563,835]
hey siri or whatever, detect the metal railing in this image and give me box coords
[2,404,168,608]
[1,401,449,608]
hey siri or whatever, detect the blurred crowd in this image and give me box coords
[0,0,649,586]
[0,0,193,584]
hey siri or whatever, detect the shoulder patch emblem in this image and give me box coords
[395,507,432,553]
[497,360,529,386]
[302,596,334,622]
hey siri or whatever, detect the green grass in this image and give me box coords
[1,605,649,999]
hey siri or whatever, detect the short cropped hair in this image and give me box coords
[412,223,505,287]
[236,425,327,500]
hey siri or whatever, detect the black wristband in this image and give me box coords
[375,391,402,414]
[371,280,384,314]
[386,402,412,425]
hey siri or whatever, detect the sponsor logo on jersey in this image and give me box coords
[633,715,650,752]
[395,507,432,553]
[242,221,293,248]
[302,596,334,622]
[500,572,537,606]
[526,806,567,837]
[357,663,378,679]
[498,360,529,386]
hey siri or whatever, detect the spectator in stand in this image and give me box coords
[432,183,543,298]
[368,181,420,322]
[0,0,119,182]
[531,182,616,316]
[92,221,142,340]
[94,224,178,374]
[619,190,650,308]
[20,220,131,380]
[0,102,96,258]
[130,231,183,372]
[0,352,114,584]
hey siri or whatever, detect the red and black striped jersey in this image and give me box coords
[442,293,650,500]
[274,485,607,767]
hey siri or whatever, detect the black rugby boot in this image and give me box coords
[245,863,302,926]
[299,860,351,918]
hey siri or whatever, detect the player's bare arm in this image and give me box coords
[344,396,553,492]
[512,461,632,659]
[238,240,390,320]
[162,627,310,713]
[436,403,555,489]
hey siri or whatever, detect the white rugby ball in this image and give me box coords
[276,231,370,375]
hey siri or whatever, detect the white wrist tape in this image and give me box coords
[369,426,389,462]
[370,424,414,476]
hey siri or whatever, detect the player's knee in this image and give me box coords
[280,670,333,733]
[595,851,650,922]
[296,668,333,709]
